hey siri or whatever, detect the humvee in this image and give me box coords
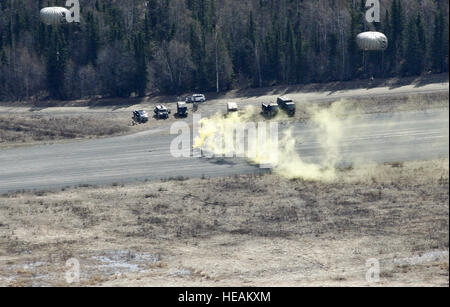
[154,105,170,119]
[132,110,149,124]
[262,102,279,117]
[176,102,188,117]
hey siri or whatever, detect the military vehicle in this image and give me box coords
[176,102,188,117]
[227,102,238,114]
[277,96,296,116]
[262,102,279,117]
[154,105,170,119]
[132,110,149,124]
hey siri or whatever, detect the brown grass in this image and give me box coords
[0,159,448,286]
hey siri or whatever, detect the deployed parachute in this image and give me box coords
[356,31,388,51]
[40,7,71,25]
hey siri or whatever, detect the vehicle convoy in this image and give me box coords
[186,94,206,103]
[277,96,296,116]
[132,110,149,124]
[154,105,170,119]
[262,102,279,117]
[176,101,188,117]
[227,102,238,114]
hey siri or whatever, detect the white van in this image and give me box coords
[186,94,206,103]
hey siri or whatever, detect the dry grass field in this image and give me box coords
[0,159,448,287]
[0,114,131,145]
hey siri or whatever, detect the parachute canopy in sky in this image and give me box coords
[356,31,388,51]
[40,7,71,25]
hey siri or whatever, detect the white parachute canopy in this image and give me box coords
[356,31,388,51]
[40,7,71,25]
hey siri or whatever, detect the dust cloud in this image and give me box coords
[193,98,449,181]
[193,101,355,181]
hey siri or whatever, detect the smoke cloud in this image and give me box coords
[193,97,448,182]
[193,101,354,181]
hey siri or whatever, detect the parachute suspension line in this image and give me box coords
[363,50,366,78]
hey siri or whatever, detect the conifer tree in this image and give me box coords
[431,8,446,73]
[46,28,67,99]
[85,11,99,66]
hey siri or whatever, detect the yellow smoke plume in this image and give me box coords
[193,101,352,181]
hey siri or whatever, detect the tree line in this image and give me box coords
[0,0,448,101]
